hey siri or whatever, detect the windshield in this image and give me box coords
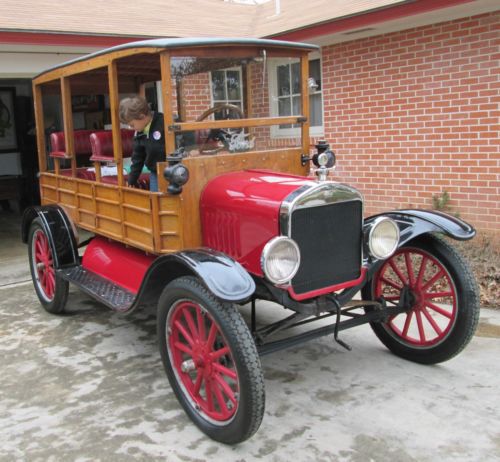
[168,54,304,156]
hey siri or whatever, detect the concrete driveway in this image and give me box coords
[1,212,499,461]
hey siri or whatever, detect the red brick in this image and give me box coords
[319,11,499,235]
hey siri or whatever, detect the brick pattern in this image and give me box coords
[321,12,499,234]
[179,72,212,122]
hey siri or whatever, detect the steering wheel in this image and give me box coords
[195,104,245,154]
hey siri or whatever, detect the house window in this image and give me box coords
[270,57,323,137]
[210,67,243,119]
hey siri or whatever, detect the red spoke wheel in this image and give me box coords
[28,218,68,314]
[157,276,264,444]
[363,234,479,364]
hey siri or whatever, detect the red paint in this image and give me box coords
[201,169,312,276]
[272,0,475,41]
[33,229,56,300]
[288,268,366,301]
[82,237,156,294]
[168,300,239,422]
[374,247,457,346]
[0,31,143,47]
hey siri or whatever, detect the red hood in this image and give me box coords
[200,169,313,276]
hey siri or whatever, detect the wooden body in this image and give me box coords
[33,39,316,254]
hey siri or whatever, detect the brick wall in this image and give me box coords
[322,12,499,234]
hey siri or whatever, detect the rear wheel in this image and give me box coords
[157,276,265,444]
[363,234,479,364]
[28,218,69,314]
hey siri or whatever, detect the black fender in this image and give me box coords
[135,248,255,307]
[22,205,79,268]
[360,209,475,285]
[365,209,475,247]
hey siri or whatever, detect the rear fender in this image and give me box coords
[21,205,79,268]
[136,248,255,307]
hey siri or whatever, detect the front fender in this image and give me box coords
[365,209,475,247]
[136,248,255,307]
[358,209,475,285]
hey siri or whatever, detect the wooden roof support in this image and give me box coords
[160,51,176,156]
[300,54,310,156]
[33,84,47,173]
[107,60,124,186]
[60,76,76,177]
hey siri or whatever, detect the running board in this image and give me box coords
[59,266,136,312]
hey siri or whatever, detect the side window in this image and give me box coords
[270,57,323,137]
[210,67,243,119]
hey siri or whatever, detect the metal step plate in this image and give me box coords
[60,266,136,312]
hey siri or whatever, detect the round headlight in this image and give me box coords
[261,237,301,285]
[368,217,400,260]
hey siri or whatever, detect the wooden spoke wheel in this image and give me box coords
[157,276,264,444]
[363,234,479,364]
[28,218,68,314]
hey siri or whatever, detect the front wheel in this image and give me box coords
[157,276,265,444]
[28,218,69,314]
[362,234,479,364]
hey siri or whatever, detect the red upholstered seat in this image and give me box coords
[89,129,135,161]
[58,129,149,189]
[50,130,102,159]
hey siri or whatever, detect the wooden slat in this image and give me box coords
[107,61,123,182]
[160,51,176,155]
[60,77,76,177]
[170,116,306,132]
[300,54,311,156]
[33,84,46,173]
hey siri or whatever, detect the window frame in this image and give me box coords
[268,53,324,139]
[209,66,244,114]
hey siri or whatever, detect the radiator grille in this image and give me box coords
[290,200,362,295]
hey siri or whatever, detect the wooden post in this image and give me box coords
[32,84,46,173]
[160,51,175,155]
[60,76,76,177]
[300,54,310,156]
[108,60,124,186]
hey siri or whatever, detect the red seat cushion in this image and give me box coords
[89,129,135,161]
[50,130,102,158]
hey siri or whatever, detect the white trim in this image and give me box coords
[268,54,324,139]
[209,66,244,111]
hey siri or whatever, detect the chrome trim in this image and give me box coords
[279,181,364,237]
[367,217,400,260]
[260,236,301,285]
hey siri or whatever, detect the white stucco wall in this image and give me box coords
[0,45,99,78]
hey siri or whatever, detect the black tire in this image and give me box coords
[362,234,479,364]
[157,276,265,444]
[28,218,69,314]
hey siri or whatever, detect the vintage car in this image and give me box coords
[22,38,479,444]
